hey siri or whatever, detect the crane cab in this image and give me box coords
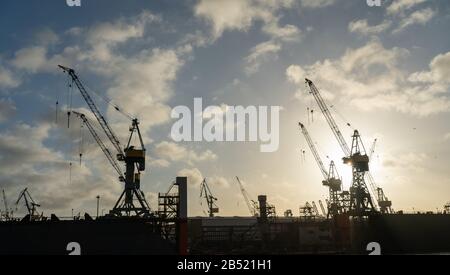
[125,147,146,171]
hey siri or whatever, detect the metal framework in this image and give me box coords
[15,188,41,221]
[305,79,381,216]
[59,65,150,217]
[299,123,344,217]
[200,179,219,217]
[1,190,11,221]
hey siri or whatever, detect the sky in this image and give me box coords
[0,0,449,217]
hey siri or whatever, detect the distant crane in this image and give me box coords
[15,188,41,221]
[299,122,344,217]
[318,200,327,217]
[1,190,10,221]
[311,201,320,217]
[445,202,450,214]
[200,179,219,218]
[59,65,150,217]
[305,79,378,217]
[235,177,258,217]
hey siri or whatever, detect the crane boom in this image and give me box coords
[299,123,328,180]
[305,79,351,156]
[58,65,124,158]
[369,139,377,159]
[72,112,124,181]
[236,177,258,216]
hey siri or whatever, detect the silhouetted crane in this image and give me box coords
[200,179,219,218]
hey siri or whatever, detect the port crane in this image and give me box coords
[305,79,381,217]
[1,190,11,221]
[15,188,41,221]
[318,200,327,217]
[200,179,219,217]
[299,122,344,216]
[235,177,258,217]
[59,65,151,217]
[312,201,320,217]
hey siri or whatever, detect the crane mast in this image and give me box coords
[200,179,219,217]
[235,177,258,217]
[305,79,377,216]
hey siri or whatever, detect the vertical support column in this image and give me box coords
[258,195,268,221]
[177,177,188,255]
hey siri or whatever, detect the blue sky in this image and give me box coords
[1,0,450,217]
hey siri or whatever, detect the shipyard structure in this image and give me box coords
[1,68,449,255]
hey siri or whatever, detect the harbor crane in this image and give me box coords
[299,122,344,216]
[59,65,151,217]
[312,201,320,217]
[200,179,219,218]
[15,188,41,221]
[235,177,258,217]
[1,190,10,221]
[318,200,327,217]
[305,79,381,217]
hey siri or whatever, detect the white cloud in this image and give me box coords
[409,52,450,84]
[387,0,427,15]
[87,11,160,45]
[394,8,435,33]
[194,0,295,39]
[177,167,204,186]
[155,141,217,165]
[195,0,302,74]
[11,46,47,73]
[348,19,392,35]
[300,0,336,8]
[0,122,122,214]
[245,40,282,74]
[0,64,20,88]
[262,21,301,42]
[286,65,306,84]
[286,40,450,117]
[0,98,16,123]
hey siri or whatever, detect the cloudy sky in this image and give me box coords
[0,0,449,217]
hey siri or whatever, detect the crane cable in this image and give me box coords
[82,82,135,121]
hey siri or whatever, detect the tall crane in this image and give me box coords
[1,189,10,220]
[305,79,377,217]
[318,200,327,217]
[15,188,41,220]
[235,177,258,217]
[200,179,219,217]
[59,65,150,217]
[299,122,343,216]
